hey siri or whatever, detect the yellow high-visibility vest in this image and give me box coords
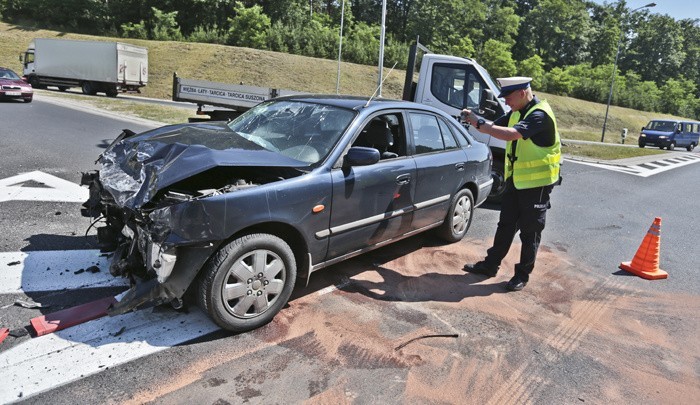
[504,100,561,189]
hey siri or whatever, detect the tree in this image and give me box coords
[480,39,516,78]
[587,2,621,67]
[228,1,271,48]
[518,54,544,88]
[515,0,590,68]
[623,14,685,84]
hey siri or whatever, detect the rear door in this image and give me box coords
[408,111,470,231]
[327,111,416,260]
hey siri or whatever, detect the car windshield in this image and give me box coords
[0,69,21,80]
[647,121,677,132]
[228,100,355,165]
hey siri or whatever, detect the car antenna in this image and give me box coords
[364,61,398,108]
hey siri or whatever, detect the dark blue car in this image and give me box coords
[81,95,493,331]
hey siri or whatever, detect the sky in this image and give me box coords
[589,0,700,21]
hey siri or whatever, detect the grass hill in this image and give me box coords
[1,21,686,150]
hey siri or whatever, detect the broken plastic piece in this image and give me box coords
[30,296,117,337]
[14,299,48,309]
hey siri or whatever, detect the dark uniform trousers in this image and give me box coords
[484,178,554,282]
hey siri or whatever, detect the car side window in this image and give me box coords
[437,118,459,149]
[352,113,406,160]
[410,112,445,154]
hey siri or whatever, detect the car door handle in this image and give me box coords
[396,174,411,185]
[455,162,465,171]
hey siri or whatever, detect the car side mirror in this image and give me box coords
[344,146,380,167]
[19,53,23,62]
[479,89,498,120]
[641,127,645,131]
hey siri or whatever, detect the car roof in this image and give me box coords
[273,94,451,116]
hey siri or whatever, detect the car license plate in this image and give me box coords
[4,91,21,96]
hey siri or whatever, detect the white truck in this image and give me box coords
[21,38,148,97]
[171,42,508,200]
[402,41,509,200]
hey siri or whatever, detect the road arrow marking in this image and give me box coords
[0,250,128,294]
[0,171,88,203]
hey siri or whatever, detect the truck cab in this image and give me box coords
[404,50,509,201]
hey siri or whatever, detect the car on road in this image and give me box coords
[638,119,699,151]
[0,67,33,103]
[81,95,493,332]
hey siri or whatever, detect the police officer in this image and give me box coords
[461,77,561,291]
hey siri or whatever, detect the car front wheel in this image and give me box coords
[198,233,297,332]
[436,188,474,243]
[687,143,695,152]
[668,142,675,151]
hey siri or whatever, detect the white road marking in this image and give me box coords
[0,171,88,203]
[0,307,220,403]
[0,250,127,294]
[567,153,700,177]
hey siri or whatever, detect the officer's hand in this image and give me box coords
[461,109,476,126]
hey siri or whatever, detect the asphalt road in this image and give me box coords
[1,95,698,404]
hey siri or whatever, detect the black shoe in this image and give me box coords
[463,261,498,278]
[505,277,527,291]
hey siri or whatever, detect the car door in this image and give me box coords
[408,111,470,231]
[326,112,416,260]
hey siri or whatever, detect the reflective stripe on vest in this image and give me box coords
[504,100,561,189]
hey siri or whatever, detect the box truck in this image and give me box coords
[21,38,148,97]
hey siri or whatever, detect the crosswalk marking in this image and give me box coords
[0,248,220,402]
[566,153,700,177]
[0,307,220,403]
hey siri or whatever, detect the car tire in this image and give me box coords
[638,142,645,148]
[687,143,695,152]
[668,142,675,151]
[436,188,474,243]
[197,233,296,332]
[487,160,505,203]
[24,98,32,103]
[81,81,96,95]
[106,87,119,97]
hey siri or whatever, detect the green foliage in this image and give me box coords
[544,67,574,96]
[151,7,183,41]
[518,54,544,88]
[2,0,698,119]
[659,78,697,116]
[480,39,516,78]
[121,21,148,39]
[187,25,226,44]
[227,2,271,48]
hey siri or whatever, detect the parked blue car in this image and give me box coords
[81,95,493,331]
[638,119,700,151]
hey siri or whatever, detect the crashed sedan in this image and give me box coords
[81,95,493,332]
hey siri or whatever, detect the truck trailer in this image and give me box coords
[21,38,148,97]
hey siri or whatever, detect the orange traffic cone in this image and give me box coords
[619,217,668,280]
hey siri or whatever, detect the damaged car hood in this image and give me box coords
[99,122,308,209]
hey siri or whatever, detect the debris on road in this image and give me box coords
[14,299,49,309]
[7,261,21,266]
[394,333,459,351]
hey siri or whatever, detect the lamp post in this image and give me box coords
[601,2,655,142]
